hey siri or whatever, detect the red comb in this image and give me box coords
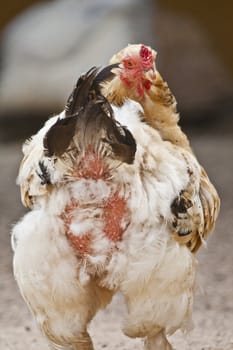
[140,45,152,60]
[139,45,154,71]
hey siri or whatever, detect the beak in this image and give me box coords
[114,62,122,70]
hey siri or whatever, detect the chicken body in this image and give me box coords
[12,94,200,349]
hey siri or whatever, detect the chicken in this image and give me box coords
[102,44,220,252]
[12,64,217,350]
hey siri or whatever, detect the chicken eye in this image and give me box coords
[126,60,134,69]
[123,58,134,69]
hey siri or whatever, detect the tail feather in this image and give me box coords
[43,116,77,157]
[65,64,119,118]
[43,65,136,164]
[65,66,98,117]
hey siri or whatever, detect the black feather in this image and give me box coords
[93,63,119,92]
[111,126,137,164]
[65,64,119,118]
[65,67,98,117]
[37,161,51,185]
[43,63,136,163]
[43,116,77,157]
[76,101,136,164]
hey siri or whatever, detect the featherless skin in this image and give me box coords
[12,50,219,350]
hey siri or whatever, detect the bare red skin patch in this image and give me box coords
[66,232,92,256]
[72,149,110,180]
[60,199,92,257]
[62,191,129,255]
[143,79,152,90]
[61,156,130,256]
[102,191,129,242]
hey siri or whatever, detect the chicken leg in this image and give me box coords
[48,331,94,350]
[144,330,173,350]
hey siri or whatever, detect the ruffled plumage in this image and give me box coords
[12,48,219,350]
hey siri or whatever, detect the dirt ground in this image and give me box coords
[0,129,233,350]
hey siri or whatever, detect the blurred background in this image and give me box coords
[0,1,232,349]
[0,0,233,139]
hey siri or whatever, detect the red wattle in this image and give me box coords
[144,80,152,90]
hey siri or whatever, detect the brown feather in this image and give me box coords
[43,116,77,157]
[74,101,136,164]
[170,164,220,253]
[44,65,136,164]
[65,64,119,118]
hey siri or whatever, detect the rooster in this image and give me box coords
[12,63,218,350]
[102,44,220,252]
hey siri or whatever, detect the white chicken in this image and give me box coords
[12,62,218,350]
